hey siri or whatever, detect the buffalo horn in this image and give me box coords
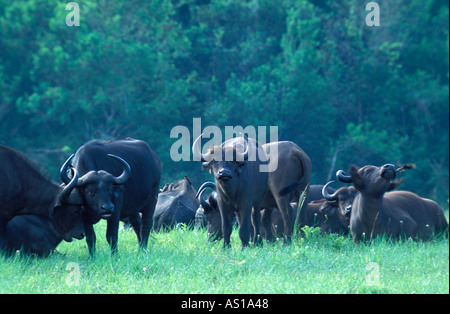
[192,133,213,162]
[59,167,80,204]
[195,181,216,199]
[196,182,216,212]
[336,170,353,183]
[60,154,75,184]
[322,181,338,201]
[107,154,131,185]
[235,132,249,161]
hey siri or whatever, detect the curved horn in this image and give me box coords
[192,133,213,162]
[59,167,80,204]
[322,181,338,201]
[60,154,75,184]
[199,187,214,211]
[235,133,250,161]
[108,154,131,185]
[196,181,216,212]
[195,181,216,199]
[336,170,353,183]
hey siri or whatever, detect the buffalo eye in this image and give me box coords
[86,188,97,197]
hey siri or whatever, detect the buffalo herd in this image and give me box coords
[0,135,448,256]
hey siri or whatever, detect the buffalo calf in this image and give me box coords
[5,205,84,256]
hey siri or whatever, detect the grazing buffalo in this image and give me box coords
[70,138,161,254]
[321,181,358,230]
[153,176,199,231]
[5,210,84,256]
[0,145,86,251]
[337,164,448,242]
[193,134,268,248]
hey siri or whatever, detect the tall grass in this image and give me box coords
[1,221,448,294]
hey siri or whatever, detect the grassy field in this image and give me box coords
[0,221,448,294]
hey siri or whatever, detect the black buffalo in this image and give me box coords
[153,176,199,231]
[0,145,86,252]
[70,138,161,254]
[5,210,84,256]
[337,164,448,242]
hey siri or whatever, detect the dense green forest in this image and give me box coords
[0,0,448,204]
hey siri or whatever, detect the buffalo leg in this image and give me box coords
[139,192,158,251]
[106,213,121,254]
[275,196,294,244]
[251,206,263,246]
[128,212,142,244]
[238,209,252,248]
[83,222,96,256]
[220,201,234,249]
[261,208,275,242]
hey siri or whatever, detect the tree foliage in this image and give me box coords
[0,0,448,203]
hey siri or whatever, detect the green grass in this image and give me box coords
[1,222,448,294]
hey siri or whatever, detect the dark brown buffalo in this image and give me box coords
[337,164,448,242]
[193,135,311,247]
[0,145,90,251]
[193,134,268,248]
[153,176,199,231]
[321,181,358,230]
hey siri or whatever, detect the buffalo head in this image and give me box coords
[195,181,222,241]
[193,133,250,197]
[321,181,358,220]
[60,154,131,219]
[336,164,404,196]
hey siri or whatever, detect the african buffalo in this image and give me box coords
[195,182,219,231]
[70,138,161,254]
[153,176,199,231]
[337,164,448,242]
[193,135,312,247]
[321,181,358,230]
[5,209,84,256]
[193,134,268,248]
[0,145,87,251]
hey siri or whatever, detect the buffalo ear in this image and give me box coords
[387,178,404,191]
[320,202,336,214]
[202,161,212,174]
[326,206,337,216]
[201,202,214,213]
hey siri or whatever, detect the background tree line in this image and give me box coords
[0,0,448,205]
